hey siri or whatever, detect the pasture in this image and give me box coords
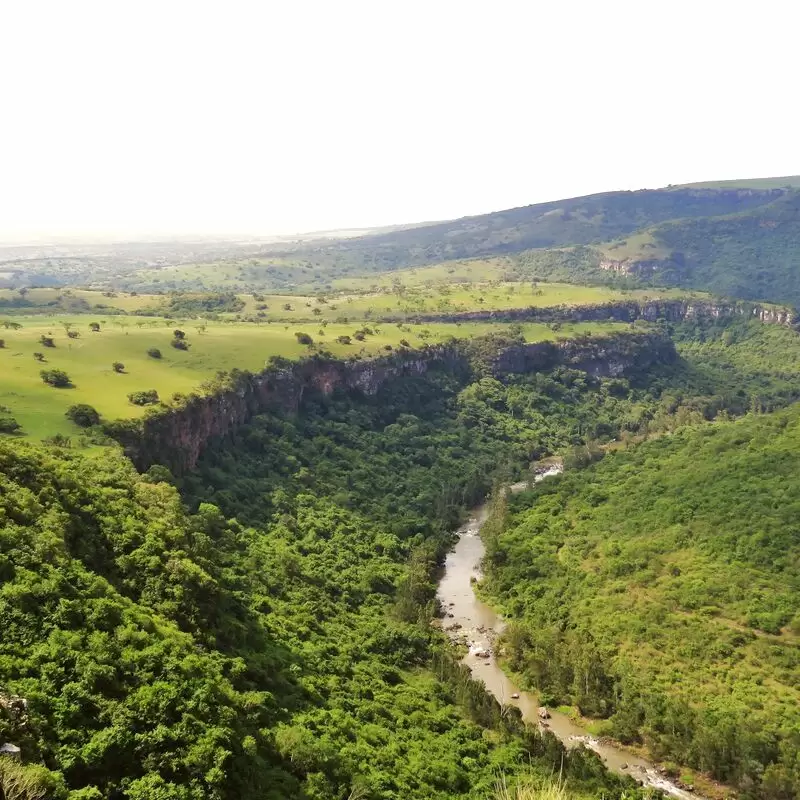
[0,314,633,440]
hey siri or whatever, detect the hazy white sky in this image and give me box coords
[0,0,797,240]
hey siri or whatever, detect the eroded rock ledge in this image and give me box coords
[106,331,674,476]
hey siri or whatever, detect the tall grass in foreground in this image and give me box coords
[495,776,570,800]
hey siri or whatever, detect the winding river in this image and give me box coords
[436,469,701,800]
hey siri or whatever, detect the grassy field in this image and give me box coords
[326,258,512,290]
[597,230,672,262]
[0,315,632,441]
[1,281,703,323]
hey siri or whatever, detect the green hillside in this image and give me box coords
[0,352,679,800]
[262,187,786,275]
[579,191,800,304]
[481,405,800,798]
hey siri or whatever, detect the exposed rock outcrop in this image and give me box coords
[385,298,797,328]
[106,331,675,476]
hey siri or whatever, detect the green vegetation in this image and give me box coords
[0,369,655,799]
[482,404,800,798]
[0,315,631,441]
[65,404,100,427]
[5,176,800,799]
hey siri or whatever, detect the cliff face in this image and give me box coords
[493,332,676,378]
[389,298,797,327]
[107,333,674,476]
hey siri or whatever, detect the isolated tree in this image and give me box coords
[283,303,293,311]
[399,339,410,347]
[173,329,186,340]
[40,369,72,388]
[0,416,21,433]
[171,337,189,350]
[39,335,55,348]
[127,389,159,406]
[33,352,45,362]
[336,335,352,345]
[0,339,4,348]
[65,404,100,427]
[147,347,162,359]
[294,332,314,346]
[112,361,125,373]
[89,322,101,332]
[67,330,80,339]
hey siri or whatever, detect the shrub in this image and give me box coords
[40,369,72,388]
[39,335,55,348]
[173,329,186,340]
[0,339,4,348]
[67,330,80,339]
[66,404,101,427]
[336,335,352,345]
[43,433,71,447]
[33,352,45,362]
[171,338,189,350]
[0,416,21,434]
[112,361,125,373]
[89,322,100,332]
[399,338,411,347]
[127,389,159,406]
[147,348,162,359]
[295,332,314,346]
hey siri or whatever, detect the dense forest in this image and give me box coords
[481,407,800,799]
[0,427,639,799]
[3,316,800,798]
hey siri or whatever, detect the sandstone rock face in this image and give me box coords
[106,327,681,476]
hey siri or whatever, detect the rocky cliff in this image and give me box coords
[388,298,797,327]
[106,332,674,476]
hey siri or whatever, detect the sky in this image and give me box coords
[0,0,797,241]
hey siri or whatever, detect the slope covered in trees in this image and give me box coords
[481,406,800,799]
[259,187,786,274]
[0,435,643,800]
[4,318,800,798]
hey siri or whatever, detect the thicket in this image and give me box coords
[5,317,800,798]
[482,406,800,799]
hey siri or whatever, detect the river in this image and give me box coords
[436,469,701,800]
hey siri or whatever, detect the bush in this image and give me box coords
[112,361,125,373]
[0,416,21,434]
[89,322,100,332]
[295,332,314,346]
[40,335,55,348]
[67,330,80,339]
[336,335,352,345]
[147,348,162,359]
[66,404,101,428]
[173,329,186,340]
[40,369,72,388]
[0,339,4,348]
[127,389,159,406]
[171,338,189,351]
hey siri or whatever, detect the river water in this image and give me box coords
[436,469,701,799]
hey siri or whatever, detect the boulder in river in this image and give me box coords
[537,706,551,720]
[510,693,520,699]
